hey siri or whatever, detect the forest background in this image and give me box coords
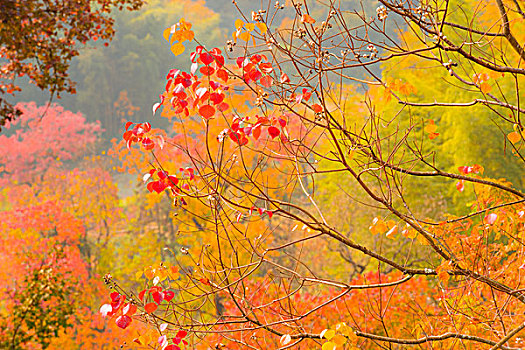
[1,0,524,349]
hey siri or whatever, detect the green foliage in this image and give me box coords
[62,0,223,138]
[0,250,79,349]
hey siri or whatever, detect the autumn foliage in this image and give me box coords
[100,0,525,349]
[2,0,525,349]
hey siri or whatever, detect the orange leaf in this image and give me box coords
[234,19,244,30]
[256,22,268,34]
[238,31,251,41]
[424,121,437,134]
[508,131,521,144]
[301,14,316,24]
[170,42,185,56]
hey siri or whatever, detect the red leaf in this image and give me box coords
[151,180,168,194]
[199,104,216,119]
[268,126,280,139]
[199,278,210,286]
[260,75,273,88]
[142,138,155,150]
[210,92,224,105]
[176,330,188,338]
[302,89,312,101]
[125,121,134,130]
[312,104,323,113]
[217,102,230,112]
[456,180,465,192]
[110,292,120,301]
[165,346,181,350]
[252,124,261,140]
[458,166,470,174]
[152,291,164,304]
[122,303,137,316]
[115,315,132,329]
[200,52,214,65]
[267,211,274,218]
[199,66,215,76]
[236,57,245,68]
[278,118,287,127]
[259,62,273,73]
[216,69,229,82]
[145,302,158,313]
[229,132,241,143]
[138,290,146,301]
[280,72,290,83]
[167,175,179,186]
[231,118,240,131]
[163,290,175,302]
[239,135,248,146]
[249,69,262,81]
[250,54,262,64]
[146,182,156,193]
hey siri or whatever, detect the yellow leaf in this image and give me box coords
[347,330,358,342]
[135,270,144,281]
[335,322,349,335]
[171,42,185,56]
[238,31,251,41]
[156,268,168,281]
[245,23,255,32]
[320,329,335,340]
[401,224,417,239]
[235,19,244,30]
[508,131,521,144]
[256,22,268,33]
[322,342,337,350]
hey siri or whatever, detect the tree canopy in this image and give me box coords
[0,0,144,127]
